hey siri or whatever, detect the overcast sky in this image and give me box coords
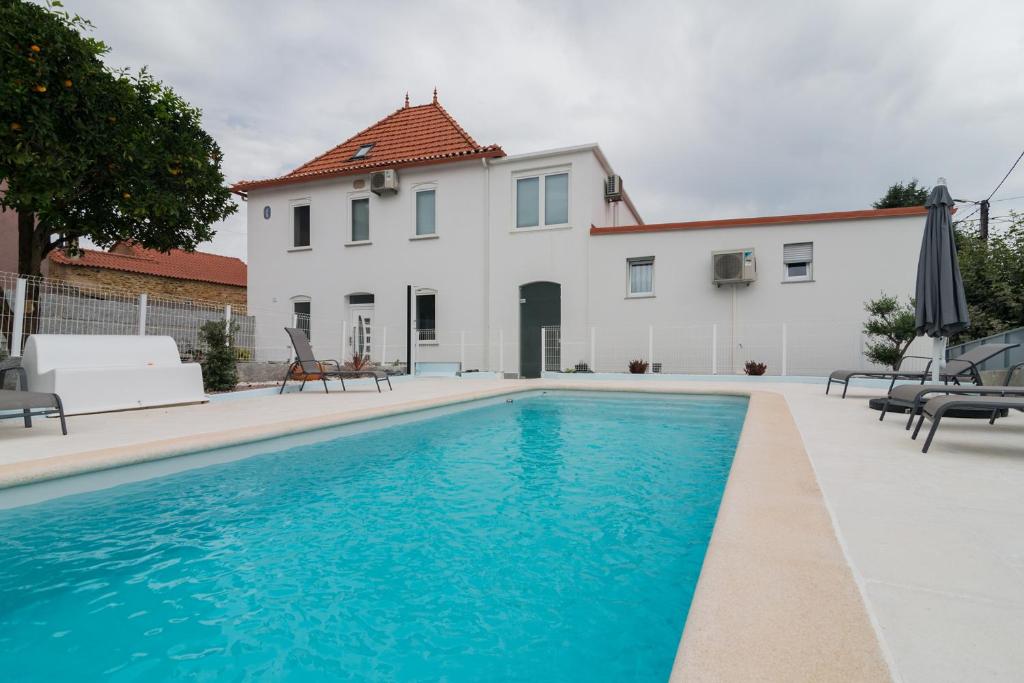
[62,0,1024,261]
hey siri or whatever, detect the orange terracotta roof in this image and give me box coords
[232,98,505,193]
[49,244,247,288]
[590,206,928,235]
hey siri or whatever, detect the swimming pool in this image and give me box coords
[0,391,747,681]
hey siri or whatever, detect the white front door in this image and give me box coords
[349,305,374,360]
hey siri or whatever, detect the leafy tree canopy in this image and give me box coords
[0,0,236,275]
[954,215,1024,342]
[873,179,929,209]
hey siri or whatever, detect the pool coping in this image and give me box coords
[0,381,891,681]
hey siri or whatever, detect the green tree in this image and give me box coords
[863,293,917,369]
[0,0,236,277]
[198,320,238,392]
[873,179,929,209]
[954,215,1024,341]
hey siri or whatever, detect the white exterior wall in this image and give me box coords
[246,160,490,365]
[585,217,924,376]
[246,144,924,376]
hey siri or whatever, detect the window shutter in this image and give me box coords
[783,242,813,263]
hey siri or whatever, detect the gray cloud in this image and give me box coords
[63,0,1024,259]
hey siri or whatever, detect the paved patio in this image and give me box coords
[1,376,1022,682]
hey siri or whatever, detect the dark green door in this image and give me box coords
[519,282,560,378]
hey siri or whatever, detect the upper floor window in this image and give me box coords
[783,242,813,282]
[351,197,370,242]
[351,143,374,160]
[515,171,569,229]
[416,189,436,236]
[293,204,310,248]
[628,257,654,297]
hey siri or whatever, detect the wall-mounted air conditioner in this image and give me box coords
[370,169,399,195]
[712,248,757,286]
[604,174,623,202]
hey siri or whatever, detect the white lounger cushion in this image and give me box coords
[22,335,206,415]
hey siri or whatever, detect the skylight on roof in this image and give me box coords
[351,143,374,160]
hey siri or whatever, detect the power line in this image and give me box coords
[986,147,1024,202]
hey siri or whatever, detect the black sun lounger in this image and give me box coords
[825,343,1019,398]
[878,361,1024,428]
[912,394,1024,453]
[280,327,393,394]
[0,368,68,435]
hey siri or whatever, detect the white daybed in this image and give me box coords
[22,335,206,415]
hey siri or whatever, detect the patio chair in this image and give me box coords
[912,394,1024,453]
[825,343,1019,398]
[878,367,1024,428]
[280,327,392,394]
[0,366,68,435]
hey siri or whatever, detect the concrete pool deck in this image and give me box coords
[1,377,1022,682]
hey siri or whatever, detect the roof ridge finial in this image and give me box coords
[432,86,438,104]
[404,91,410,108]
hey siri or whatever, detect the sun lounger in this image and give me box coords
[912,394,1024,453]
[280,327,392,394]
[0,367,68,435]
[825,343,1018,398]
[876,360,1024,423]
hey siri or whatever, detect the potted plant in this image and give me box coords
[628,359,649,374]
[744,360,767,376]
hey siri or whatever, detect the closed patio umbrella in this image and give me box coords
[915,178,970,381]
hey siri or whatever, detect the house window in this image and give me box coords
[293,204,310,248]
[351,198,370,242]
[783,242,813,282]
[416,189,436,235]
[515,172,569,228]
[351,143,374,160]
[293,299,311,341]
[628,257,654,296]
[416,293,436,341]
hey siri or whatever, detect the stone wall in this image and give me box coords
[47,263,247,308]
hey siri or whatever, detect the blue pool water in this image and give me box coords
[0,392,746,681]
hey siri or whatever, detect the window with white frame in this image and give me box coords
[628,257,655,296]
[783,242,813,281]
[292,298,311,341]
[292,204,310,248]
[515,171,569,228]
[351,197,370,242]
[416,292,436,341]
[415,189,436,236]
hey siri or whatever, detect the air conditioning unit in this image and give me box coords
[370,169,399,195]
[712,248,757,286]
[604,174,623,202]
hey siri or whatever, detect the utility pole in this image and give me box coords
[979,199,990,241]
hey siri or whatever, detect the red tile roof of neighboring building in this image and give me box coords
[231,97,505,194]
[590,205,928,235]
[49,244,247,287]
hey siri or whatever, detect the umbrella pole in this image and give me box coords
[931,337,945,382]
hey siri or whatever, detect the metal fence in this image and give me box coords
[530,321,936,376]
[0,271,255,361]
[946,326,1024,373]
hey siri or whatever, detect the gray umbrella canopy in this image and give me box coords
[915,183,970,338]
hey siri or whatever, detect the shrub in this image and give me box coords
[744,361,767,375]
[574,361,590,373]
[628,359,649,374]
[862,293,916,369]
[345,354,370,371]
[198,320,238,392]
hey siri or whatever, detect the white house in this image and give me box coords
[233,94,927,377]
